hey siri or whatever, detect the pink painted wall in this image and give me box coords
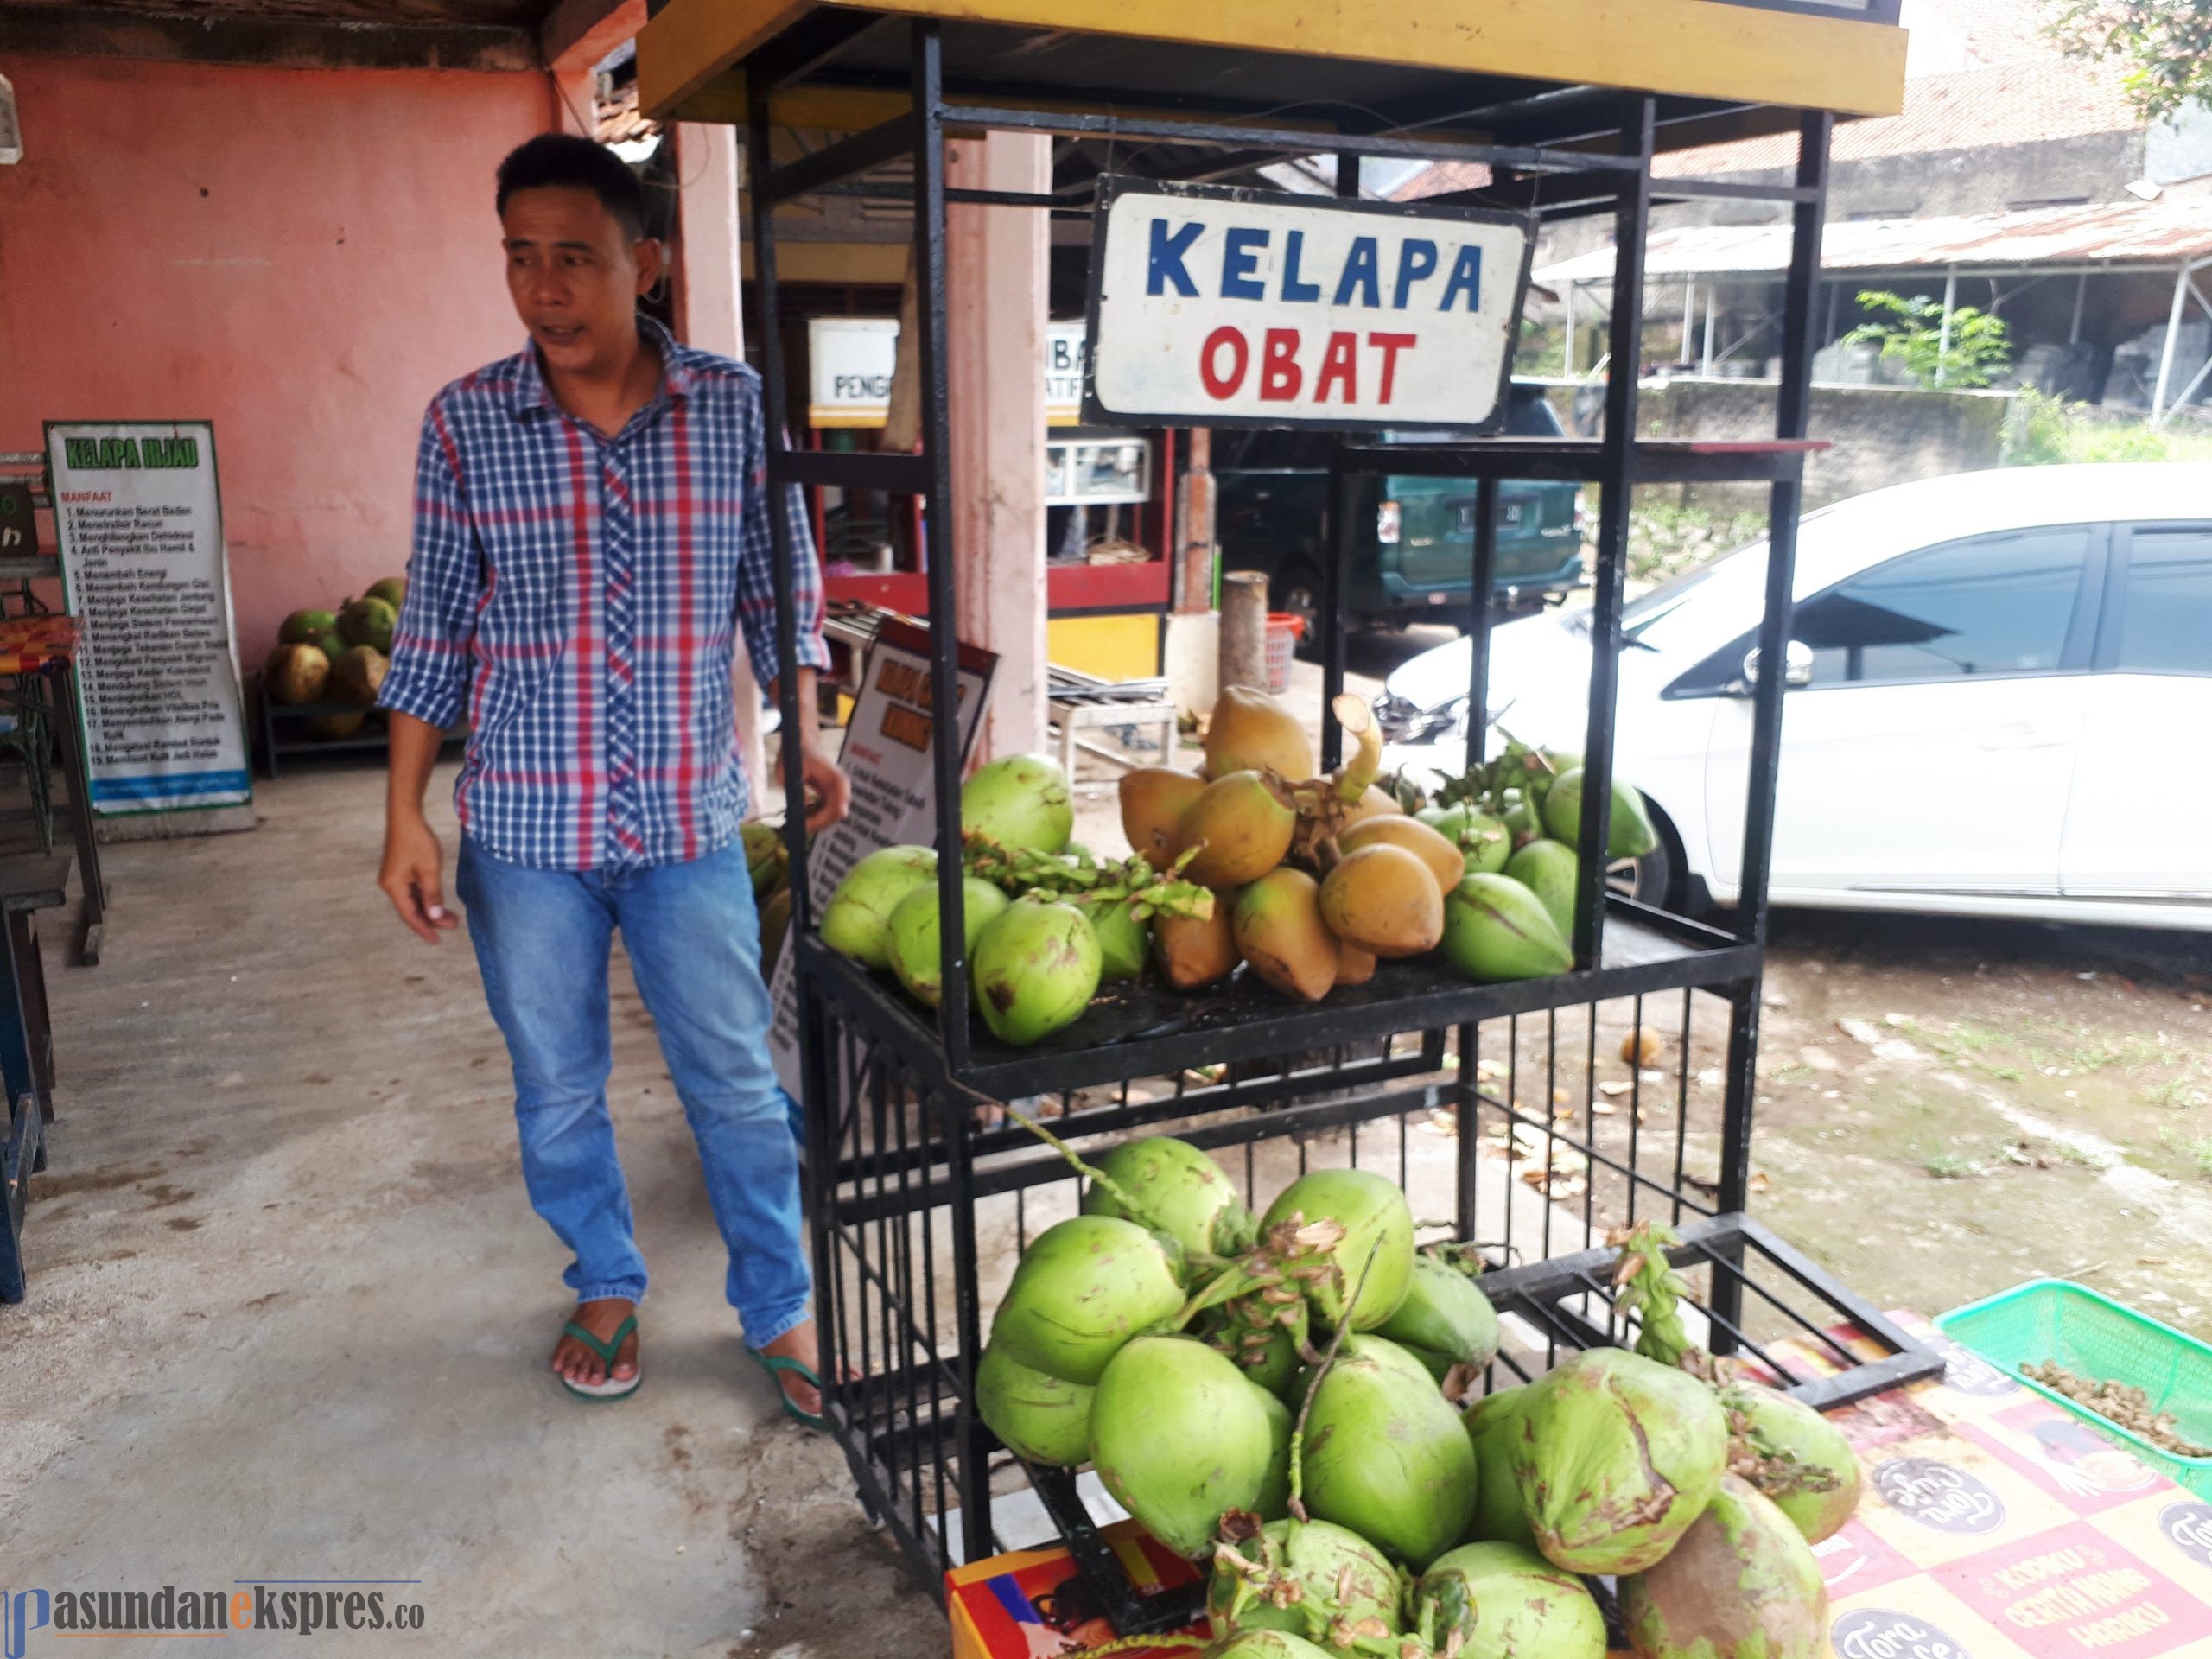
[0,54,556,662]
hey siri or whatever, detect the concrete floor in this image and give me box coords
[2,762,936,1657]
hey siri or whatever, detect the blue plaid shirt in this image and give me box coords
[381,320,827,871]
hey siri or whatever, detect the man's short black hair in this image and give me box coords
[496,133,647,240]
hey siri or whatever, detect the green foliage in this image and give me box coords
[2007,391,2212,467]
[1843,289,2012,391]
[2047,0,2212,121]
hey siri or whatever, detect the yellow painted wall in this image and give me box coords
[1048,613,1160,681]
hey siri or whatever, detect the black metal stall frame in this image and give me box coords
[728,15,1936,1630]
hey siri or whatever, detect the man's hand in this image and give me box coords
[798,743,850,836]
[381,810,458,944]
[769,666,849,836]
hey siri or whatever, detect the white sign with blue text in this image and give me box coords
[1085,178,1535,431]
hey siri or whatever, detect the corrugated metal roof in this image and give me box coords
[1536,200,2212,284]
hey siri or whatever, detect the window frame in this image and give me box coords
[2090,520,2212,680]
[1663,519,2112,700]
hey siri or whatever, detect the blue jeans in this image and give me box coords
[456,836,810,1351]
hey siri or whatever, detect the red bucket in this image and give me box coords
[1263,612,1305,694]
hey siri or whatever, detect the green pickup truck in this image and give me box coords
[1216,385,1585,638]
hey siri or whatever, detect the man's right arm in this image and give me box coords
[377,402,480,943]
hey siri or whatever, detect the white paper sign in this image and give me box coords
[808,316,1086,427]
[1085,178,1533,430]
[45,421,252,816]
[768,619,995,1097]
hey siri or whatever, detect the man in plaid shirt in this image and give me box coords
[378,134,848,1415]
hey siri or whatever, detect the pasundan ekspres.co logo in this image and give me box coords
[3,1581,426,1654]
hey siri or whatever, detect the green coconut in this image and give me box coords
[1442,872,1573,983]
[277,607,338,645]
[1512,1347,1728,1575]
[1257,1169,1414,1332]
[1205,1634,1338,1659]
[1619,1475,1828,1659]
[1251,1385,1295,1522]
[1299,1335,1478,1569]
[887,875,1012,1008]
[365,575,407,610]
[1460,1387,1539,1552]
[1200,1304,1302,1398]
[1502,795,1542,848]
[1376,1254,1500,1378]
[972,899,1103,1046]
[741,820,787,895]
[1716,1381,1864,1544]
[1541,766,1659,860]
[1413,1541,1607,1659]
[963,753,1075,855]
[818,846,938,969]
[976,1342,1095,1466]
[337,594,397,654]
[1427,806,1512,875]
[1081,1136,1255,1260]
[991,1214,1185,1385]
[1503,839,1579,940]
[1081,893,1152,983]
[1091,1336,1286,1557]
[1208,1518,1405,1658]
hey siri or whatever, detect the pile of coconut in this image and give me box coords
[976,1135,1854,1659]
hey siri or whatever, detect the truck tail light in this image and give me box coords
[1376,499,1402,544]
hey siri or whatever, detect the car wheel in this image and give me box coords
[1273,563,1323,656]
[1605,826,1677,910]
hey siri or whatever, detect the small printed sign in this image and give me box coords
[1084,176,1533,431]
[809,316,1085,428]
[766,619,995,1097]
[44,420,251,817]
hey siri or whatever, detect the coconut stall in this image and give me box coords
[640,0,1930,1649]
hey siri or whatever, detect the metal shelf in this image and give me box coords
[800,898,1757,1103]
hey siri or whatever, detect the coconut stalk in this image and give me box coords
[1286,1237,1383,1522]
[1280,695,1389,869]
[1202,1243,1420,1659]
[1611,1222,1842,1509]
[971,838,1216,925]
[996,1103,1179,1247]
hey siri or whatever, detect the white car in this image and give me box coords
[1376,464,2212,931]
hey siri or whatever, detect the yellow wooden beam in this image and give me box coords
[739,239,912,283]
[641,0,1906,125]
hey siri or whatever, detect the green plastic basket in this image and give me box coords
[1937,1279,2212,1499]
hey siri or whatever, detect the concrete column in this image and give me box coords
[668,120,769,801]
[947,133,1050,763]
[1219,571,1269,692]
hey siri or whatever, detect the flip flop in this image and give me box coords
[747,1347,827,1429]
[557,1313,641,1402]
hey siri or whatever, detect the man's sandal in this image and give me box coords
[746,1347,826,1429]
[557,1313,641,1402]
